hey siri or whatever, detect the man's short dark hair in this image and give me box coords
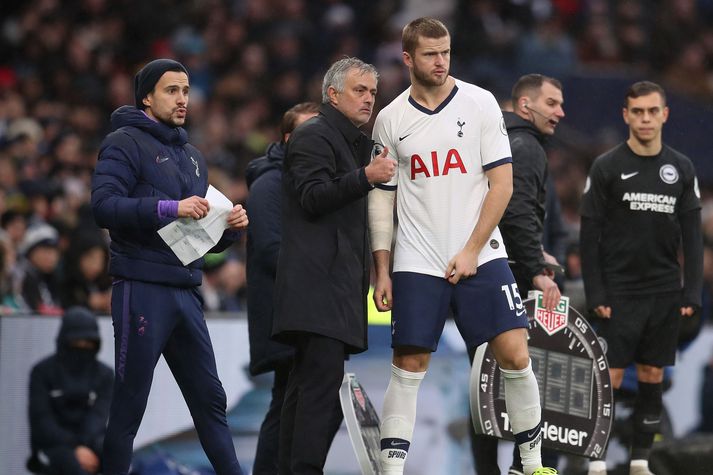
[511,74,562,107]
[280,102,320,142]
[624,81,666,108]
[402,18,449,56]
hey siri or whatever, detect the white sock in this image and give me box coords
[501,360,543,475]
[589,460,607,472]
[379,364,425,474]
[630,459,649,469]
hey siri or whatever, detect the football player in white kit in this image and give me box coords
[368,17,557,475]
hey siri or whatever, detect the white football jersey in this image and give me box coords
[372,78,511,278]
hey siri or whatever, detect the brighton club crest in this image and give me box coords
[528,290,569,335]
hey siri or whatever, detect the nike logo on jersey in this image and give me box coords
[156,155,170,164]
[516,308,527,317]
[620,171,639,180]
[642,418,660,425]
[390,441,409,447]
[526,428,541,439]
[399,133,412,141]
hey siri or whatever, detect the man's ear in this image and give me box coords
[327,86,339,105]
[403,51,412,68]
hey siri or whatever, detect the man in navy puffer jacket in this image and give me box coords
[91,59,248,475]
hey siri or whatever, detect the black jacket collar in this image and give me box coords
[503,110,545,144]
[320,103,365,146]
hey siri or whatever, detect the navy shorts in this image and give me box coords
[391,258,528,351]
[596,291,681,368]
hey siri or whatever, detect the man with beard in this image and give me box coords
[27,306,113,475]
[92,59,248,475]
[368,18,557,475]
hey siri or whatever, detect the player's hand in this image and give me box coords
[75,446,100,474]
[681,306,697,318]
[178,196,210,219]
[445,248,478,284]
[532,274,561,311]
[226,204,249,230]
[593,305,611,319]
[364,146,395,185]
[373,273,393,311]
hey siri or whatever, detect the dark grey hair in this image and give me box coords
[321,57,379,104]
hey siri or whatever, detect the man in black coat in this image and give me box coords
[472,73,566,475]
[245,101,319,474]
[27,306,114,475]
[500,73,565,304]
[272,57,395,474]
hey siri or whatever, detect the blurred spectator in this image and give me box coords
[663,42,713,99]
[59,232,111,313]
[516,14,577,77]
[201,251,246,312]
[13,223,63,315]
[0,236,19,312]
[577,12,622,66]
[0,209,28,248]
[27,306,113,475]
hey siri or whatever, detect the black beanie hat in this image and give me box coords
[134,59,189,110]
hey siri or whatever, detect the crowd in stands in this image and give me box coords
[2,0,713,316]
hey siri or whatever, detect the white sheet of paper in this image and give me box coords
[158,185,234,265]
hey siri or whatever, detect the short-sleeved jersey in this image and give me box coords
[372,79,512,277]
[580,142,701,294]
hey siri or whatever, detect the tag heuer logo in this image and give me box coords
[532,291,569,335]
[352,385,367,411]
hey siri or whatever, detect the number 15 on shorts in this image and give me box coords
[501,283,524,312]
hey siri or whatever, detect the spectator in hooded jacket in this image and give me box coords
[14,223,63,315]
[245,101,319,474]
[27,306,113,475]
[91,58,248,475]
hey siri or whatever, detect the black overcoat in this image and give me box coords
[272,104,374,353]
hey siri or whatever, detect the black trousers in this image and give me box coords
[253,361,291,474]
[278,333,344,475]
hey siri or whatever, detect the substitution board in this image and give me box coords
[339,372,382,474]
[470,292,613,458]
